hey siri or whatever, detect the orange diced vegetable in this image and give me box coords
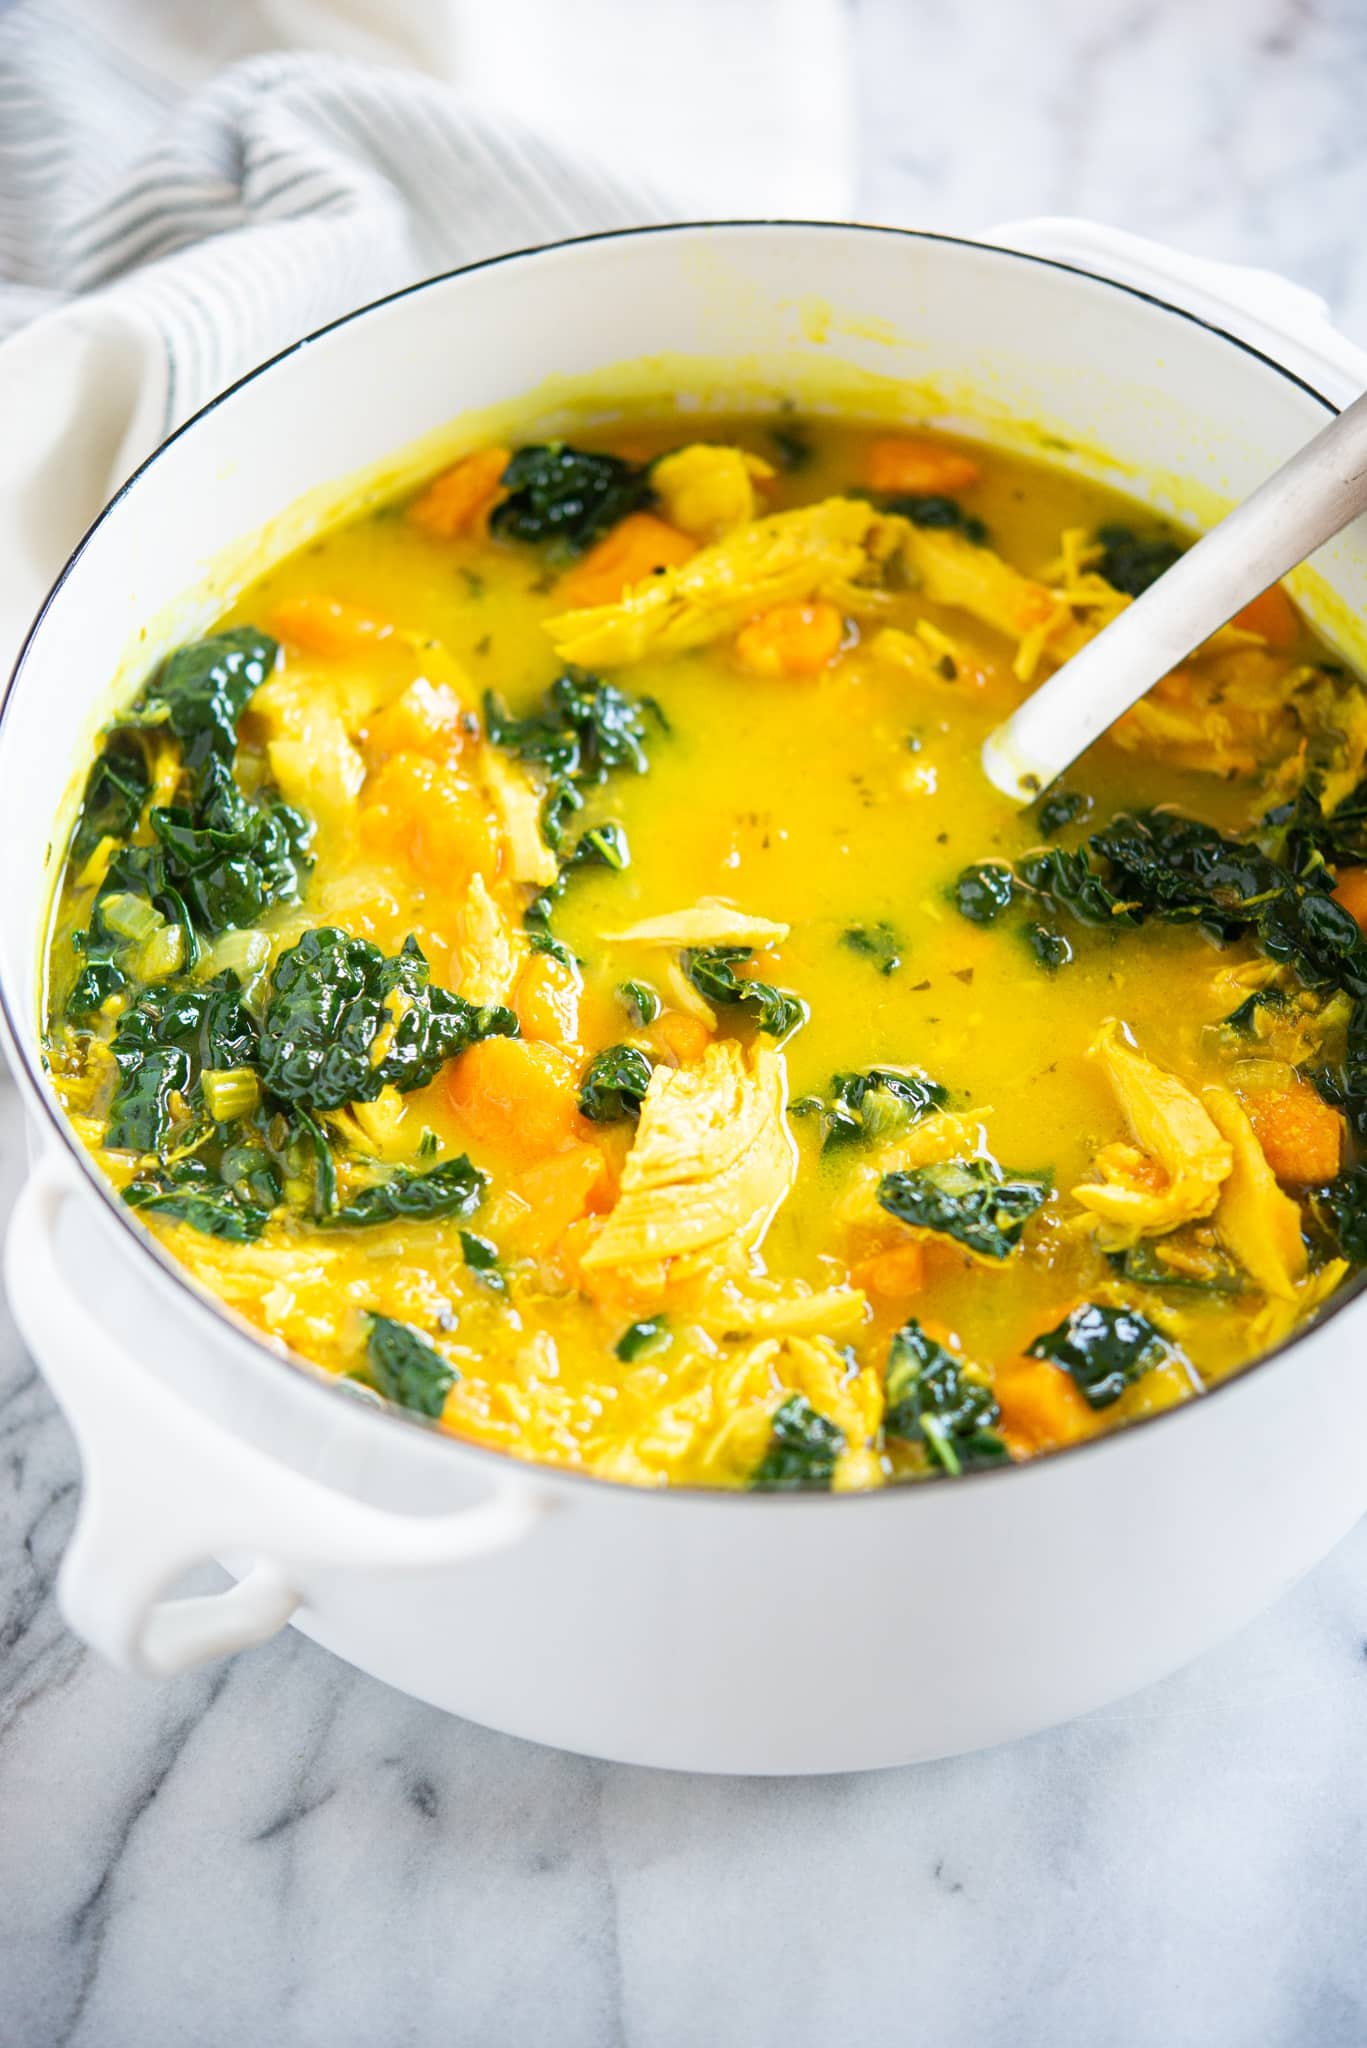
[508,1145,613,1254]
[1332,865,1367,931]
[359,752,497,885]
[408,447,511,539]
[444,1036,585,1161]
[1231,582,1299,650]
[555,513,696,608]
[649,1010,713,1066]
[515,952,582,1051]
[1244,1083,1343,1185]
[865,435,981,496]
[270,595,394,657]
[734,600,845,678]
[993,1360,1095,1456]
[853,1240,926,1301]
[365,678,467,765]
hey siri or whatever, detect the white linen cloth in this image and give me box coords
[0,0,854,671]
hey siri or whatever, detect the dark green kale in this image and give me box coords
[877,1158,1051,1259]
[123,1157,271,1240]
[146,759,312,935]
[882,494,989,546]
[1095,523,1184,598]
[1024,921,1073,971]
[953,862,1016,924]
[768,421,813,471]
[615,1316,672,1362]
[322,1155,488,1230]
[1109,1241,1246,1294]
[364,1314,457,1418]
[616,979,661,1026]
[483,671,650,785]
[684,946,807,1041]
[459,1230,506,1293]
[1027,1302,1175,1408]
[1221,988,1292,1035]
[1016,845,1140,927]
[105,975,259,1153]
[1305,1167,1367,1262]
[490,443,653,557]
[842,921,903,975]
[70,730,151,869]
[790,1066,947,1150]
[1034,787,1092,838]
[749,1393,846,1491]
[140,626,279,779]
[258,928,515,1112]
[578,1044,653,1123]
[882,1318,1009,1475]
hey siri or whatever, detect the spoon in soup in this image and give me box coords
[980,387,1367,801]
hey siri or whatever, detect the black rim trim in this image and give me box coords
[3,215,1363,1508]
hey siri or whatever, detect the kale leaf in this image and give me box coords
[459,1229,506,1293]
[70,730,151,869]
[1027,1301,1174,1408]
[364,1314,457,1418]
[258,928,516,1112]
[749,1393,845,1491]
[684,946,807,1040]
[882,1318,1009,1475]
[1034,787,1092,838]
[790,1066,947,1150]
[578,1043,653,1123]
[483,671,650,785]
[877,1157,1051,1259]
[1024,921,1073,971]
[882,494,989,546]
[141,626,279,778]
[953,862,1016,924]
[1305,1167,1367,1262]
[105,974,259,1153]
[616,979,661,1026]
[842,921,903,976]
[147,758,312,935]
[490,443,653,557]
[123,1157,271,1240]
[322,1155,488,1230]
[1095,523,1184,598]
[615,1316,672,1362]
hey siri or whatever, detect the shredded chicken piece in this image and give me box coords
[896,525,1067,679]
[690,1270,868,1339]
[1073,1020,1233,1248]
[544,497,878,667]
[254,672,366,837]
[477,744,557,887]
[1201,1086,1308,1301]
[452,873,524,1007]
[580,1039,795,1272]
[607,901,790,948]
[651,444,773,541]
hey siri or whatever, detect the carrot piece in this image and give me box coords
[270,595,394,657]
[555,513,696,607]
[515,952,582,1051]
[993,1360,1096,1456]
[1244,1083,1343,1185]
[365,678,467,765]
[1333,866,1367,931]
[649,1010,713,1066]
[1231,582,1299,650]
[865,435,981,496]
[508,1145,612,1254]
[408,447,511,540]
[359,752,498,885]
[853,1240,926,1301]
[733,600,845,678]
[444,1036,585,1161]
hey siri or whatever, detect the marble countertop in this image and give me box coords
[6,2,1367,2042]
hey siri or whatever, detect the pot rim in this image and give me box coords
[5,215,1365,1508]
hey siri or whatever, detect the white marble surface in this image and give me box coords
[6,2,1367,2041]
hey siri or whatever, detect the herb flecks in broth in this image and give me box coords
[43,416,1367,1490]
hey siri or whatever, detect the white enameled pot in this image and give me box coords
[5,220,1367,1776]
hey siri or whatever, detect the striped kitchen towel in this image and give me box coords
[0,0,852,672]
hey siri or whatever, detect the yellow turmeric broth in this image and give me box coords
[42,411,1367,1488]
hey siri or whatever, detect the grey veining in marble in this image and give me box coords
[7,2,1367,2043]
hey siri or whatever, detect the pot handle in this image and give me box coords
[5,1160,550,1679]
[989,215,1367,402]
